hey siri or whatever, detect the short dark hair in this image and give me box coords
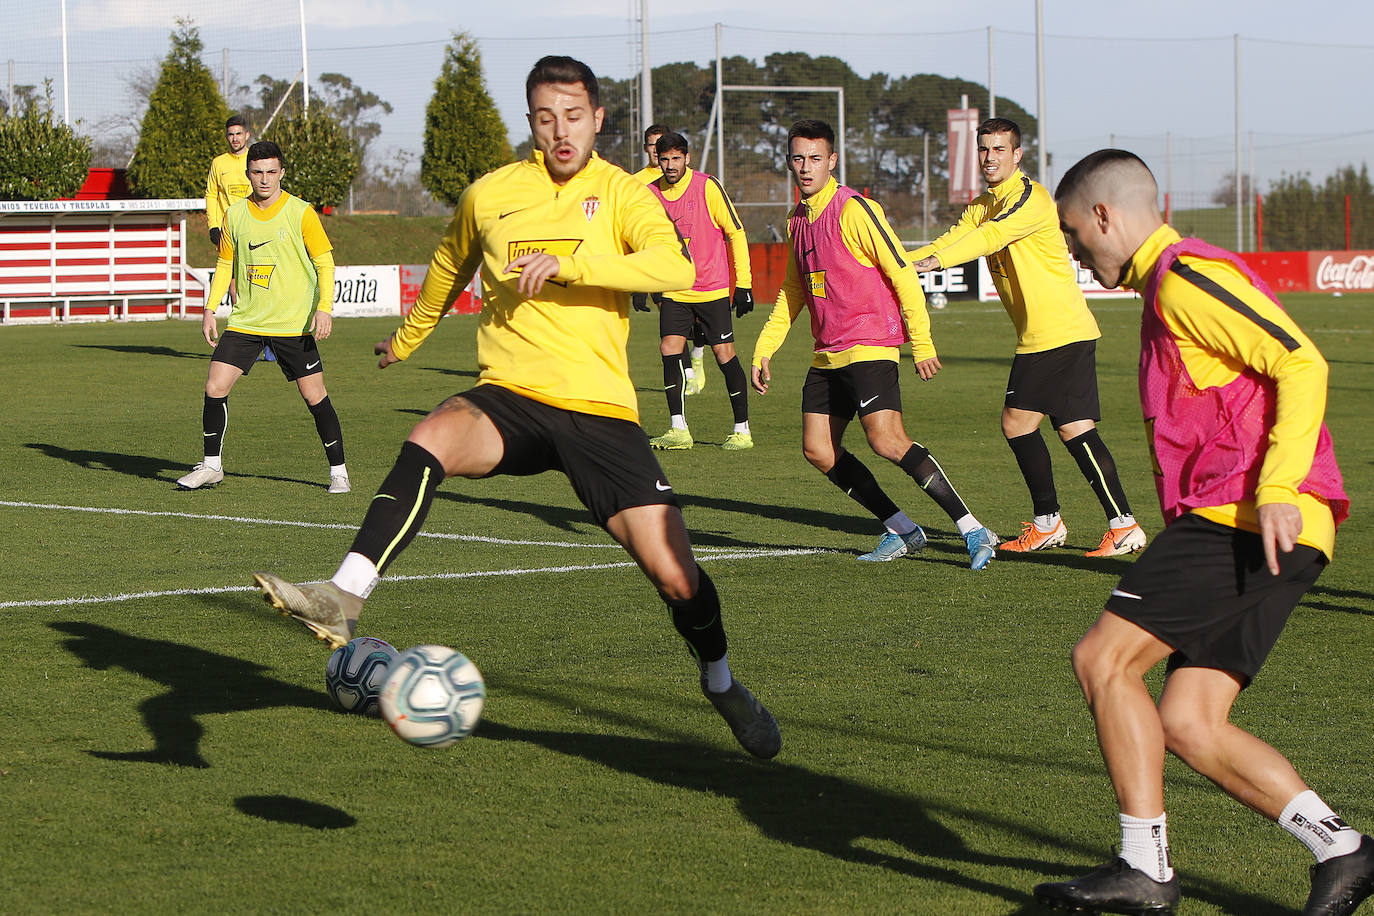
[1056,148,1153,201]
[643,123,669,144]
[655,131,689,157]
[977,117,1021,149]
[526,56,599,110]
[246,140,284,168]
[787,119,835,152]
[225,114,248,131]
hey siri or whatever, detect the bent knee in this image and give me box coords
[1160,713,1217,762]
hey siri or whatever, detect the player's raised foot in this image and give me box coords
[253,572,360,650]
[858,527,927,562]
[1305,835,1374,916]
[1086,521,1147,557]
[702,677,781,759]
[1033,858,1180,915]
[964,526,999,571]
[691,353,707,392]
[328,473,351,494]
[721,431,754,451]
[650,427,694,450]
[176,463,224,490]
[684,375,701,397]
[999,518,1068,553]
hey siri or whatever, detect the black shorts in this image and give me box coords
[801,361,902,419]
[212,330,322,382]
[458,384,679,528]
[1005,339,1101,427]
[660,296,733,344]
[1103,513,1326,686]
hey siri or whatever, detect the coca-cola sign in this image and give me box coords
[1312,252,1374,291]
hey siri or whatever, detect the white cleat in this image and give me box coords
[176,463,224,490]
[328,473,351,494]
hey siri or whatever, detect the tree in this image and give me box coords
[421,32,509,207]
[127,19,228,199]
[267,110,359,210]
[316,72,392,169]
[0,83,92,200]
[1264,165,1374,250]
[1211,171,1255,207]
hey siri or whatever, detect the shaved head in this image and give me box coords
[1055,149,1166,290]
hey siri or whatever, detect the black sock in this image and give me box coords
[693,322,708,349]
[202,394,228,458]
[662,354,686,417]
[1006,430,1059,517]
[680,345,692,375]
[824,450,900,522]
[1064,428,1133,521]
[897,443,970,523]
[349,441,445,573]
[308,396,345,466]
[719,356,749,424]
[662,565,727,665]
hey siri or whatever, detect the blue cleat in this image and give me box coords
[858,527,926,562]
[964,526,999,571]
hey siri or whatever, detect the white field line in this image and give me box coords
[0,500,830,610]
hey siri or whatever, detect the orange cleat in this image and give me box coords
[998,518,1068,552]
[1085,522,1147,557]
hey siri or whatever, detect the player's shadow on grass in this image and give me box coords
[50,621,330,769]
[234,795,356,830]
[26,442,333,491]
[1301,583,1374,616]
[73,343,208,360]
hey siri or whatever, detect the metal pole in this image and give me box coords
[1234,33,1242,251]
[640,0,652,132]
[61,0,70,125]
[837,87,846,187]
[1165,131,1173,204]
[987,26,995,121]
[1248,130,1255,251]
[1035,0,1046,182]
[715,23,724,182]
[222,48,229,101]
[299,0,310,114]
[922,132,930,240]
[7,60,13,115]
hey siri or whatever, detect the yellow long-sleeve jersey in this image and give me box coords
[1124,223,1335,558]
[396,151,694,423]
[631,164,661,184]
[754,177,933,370]
[911,168,1098,354]
[650,168,752,301]
[205,150,250,233]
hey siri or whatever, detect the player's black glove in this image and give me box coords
[732,287,754,318]
[631,293,650,312]
[651,293,665,305]
[208,227,222,248]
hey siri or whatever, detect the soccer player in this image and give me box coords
[1034,149,1368,916]
[253,56,781,760]
[177,140,349,494]
[751,119,998,571]
[204,115,252,249]
[912,118,1144,559]
[630,123,667,183]
[646,131,755,451]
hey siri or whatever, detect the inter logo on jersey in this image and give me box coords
[582,196,600,222]
[807,269,827,298]
[506,239,583,265]
[247,264,275,289]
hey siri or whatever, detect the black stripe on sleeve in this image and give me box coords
[990,176,1033,222]
[850,195,907,266]
[1170,260,1300,352]
[707,175,743,230]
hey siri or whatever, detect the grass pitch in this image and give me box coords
[1,294,1371,914]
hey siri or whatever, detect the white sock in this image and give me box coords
[202,456,223,471]
[704,653,732,693]
[1279,790,1363,863]
[1119,812,1174,882]
[733,421,750,434]
[691,346,705,360]
[954,513,981,536]
[684,366,696,380]
[883,511,917,536]
[670,414,688,430]
[1110,514,1135,529]
[1033,512,1061,533]
[330,463,347,477]
[331,551,379,600]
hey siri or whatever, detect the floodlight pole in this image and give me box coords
[1034,0,1047,182]
[640,0,653,131]
[715,23,724,182]
[988,26,996,121]
[299,0,310,114]
[60,0,70,125]
[1234,33,1242,251]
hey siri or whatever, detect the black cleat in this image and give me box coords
[1034,858,1180,915]
[1305,835,1374,916]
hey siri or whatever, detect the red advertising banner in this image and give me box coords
[1308,251,1374,293]
[947,108,981,205]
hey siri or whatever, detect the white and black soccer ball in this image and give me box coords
[325,636,399,715]
[379,645,485,748]
[928,291,948,310]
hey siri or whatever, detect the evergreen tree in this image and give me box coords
[127,20,228,199]
[421,33,509,207]
[0,83,91,200]
[267,109,359,210]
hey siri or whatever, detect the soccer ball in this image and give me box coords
[928,291,948,310]
[379,645,486,748]
[325,636,399,715]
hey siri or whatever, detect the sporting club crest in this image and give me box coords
[582,196,600,222]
